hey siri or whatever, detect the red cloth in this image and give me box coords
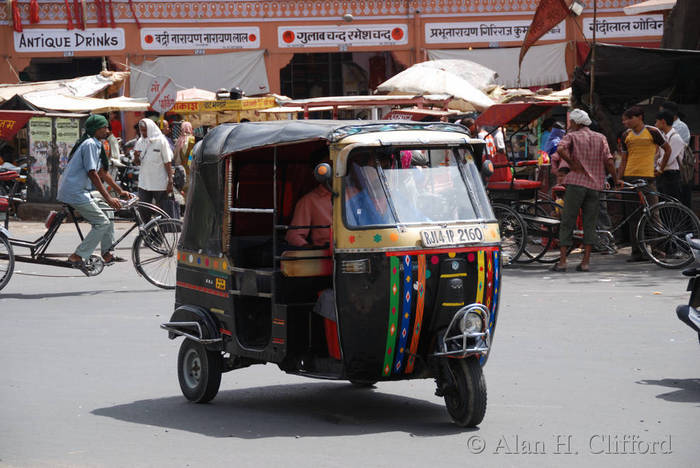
[11,0,23,32]
[110,118,122,138]
[63,0,74,30]
[559,127,612,191]
[519,0,569,65]
[29,0,40,24]
[285,185,332,247]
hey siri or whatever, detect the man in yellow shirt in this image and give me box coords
[619,106,672,262]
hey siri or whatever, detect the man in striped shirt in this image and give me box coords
[551,109,619,272]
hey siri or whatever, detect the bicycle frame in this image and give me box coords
[6,197,165,268]
[595,185,673,239]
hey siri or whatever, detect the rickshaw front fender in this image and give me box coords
[162,305,223,351]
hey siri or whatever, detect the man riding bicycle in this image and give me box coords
[57,115,131,268]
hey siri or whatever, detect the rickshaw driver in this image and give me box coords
[57,115,128,268]
[345,153,395,227]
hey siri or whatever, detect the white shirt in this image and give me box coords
[673,118,691,146]
[136,135,172,191]
[658,128,684,172]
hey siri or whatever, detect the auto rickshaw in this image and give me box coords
[162,120,502,427]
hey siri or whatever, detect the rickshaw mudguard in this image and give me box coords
[165,304,223,351]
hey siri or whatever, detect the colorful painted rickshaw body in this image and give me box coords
[165,120,502,426]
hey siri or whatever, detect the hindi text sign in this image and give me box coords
[147,76,177,114]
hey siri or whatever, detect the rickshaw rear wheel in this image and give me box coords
[177,338,222,403]
[0,234,14,292]
[442,357,487,428]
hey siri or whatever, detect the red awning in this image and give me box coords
[475,102,565,127]
[0,110,43,141]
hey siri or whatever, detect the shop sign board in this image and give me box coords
[583,15,663,39]
[13,28,125,52]
[147,76,178,114]
[141,27,260,50]
[278,24,408,48]
[171,97,277,114]
[425,20,565,44]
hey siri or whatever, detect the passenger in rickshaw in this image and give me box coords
[285,150,332,248]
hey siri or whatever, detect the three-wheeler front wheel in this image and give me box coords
[177,339,222,403]
[442,357,487,427]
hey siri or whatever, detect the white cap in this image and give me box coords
[569,108,592,126]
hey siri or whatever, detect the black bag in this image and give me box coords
[173,165,186,191]
[162,194,180,219]
[679,145,695,185]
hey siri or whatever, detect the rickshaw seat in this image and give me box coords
[0,197,8,212]
[280,249,332,277]
[487,151,542,191]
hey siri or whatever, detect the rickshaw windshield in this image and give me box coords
[343,147,493,228]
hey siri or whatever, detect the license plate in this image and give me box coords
[420,225,485,247]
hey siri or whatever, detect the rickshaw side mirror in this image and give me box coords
[314,163,332,185]
[481,159,494,182]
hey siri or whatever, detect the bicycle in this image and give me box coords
[523,180,700,269]
[0,169,182,291]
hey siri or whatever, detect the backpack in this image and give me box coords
[679,145,695,184]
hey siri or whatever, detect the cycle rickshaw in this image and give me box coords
[0,168,182,291]
[161,120,502,427]
[475,100,568,263]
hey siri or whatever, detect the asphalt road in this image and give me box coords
[1,222,698,467]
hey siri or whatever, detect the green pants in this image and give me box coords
[559,184,601,247]
[72,197,115,260]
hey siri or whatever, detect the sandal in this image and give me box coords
[576,264,590,272]
[550,263,567,272]
[102,254,126,265]
[67,257,85,269]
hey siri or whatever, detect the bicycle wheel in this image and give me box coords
[532,200,566,263]
[636,202,700,269]
[492,203,526,265]
[0,234,14,292]
[132,218,182,289]
[513,201,556,263]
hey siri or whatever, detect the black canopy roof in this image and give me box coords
[193,120,471,166]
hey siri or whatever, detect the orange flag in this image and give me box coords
[519,0,570,65]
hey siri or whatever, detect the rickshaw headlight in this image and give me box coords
[459,312,484,334]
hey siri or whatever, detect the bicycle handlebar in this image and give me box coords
[621,179,649,189]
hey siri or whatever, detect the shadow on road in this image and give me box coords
[503,249,685,288]
[636,378,700,404]
[0,288,166,300]
[92,382,472,438]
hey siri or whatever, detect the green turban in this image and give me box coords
[68,114,110,167]
[85,114,109,136]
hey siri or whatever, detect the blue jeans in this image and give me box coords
[72,198,114,260]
